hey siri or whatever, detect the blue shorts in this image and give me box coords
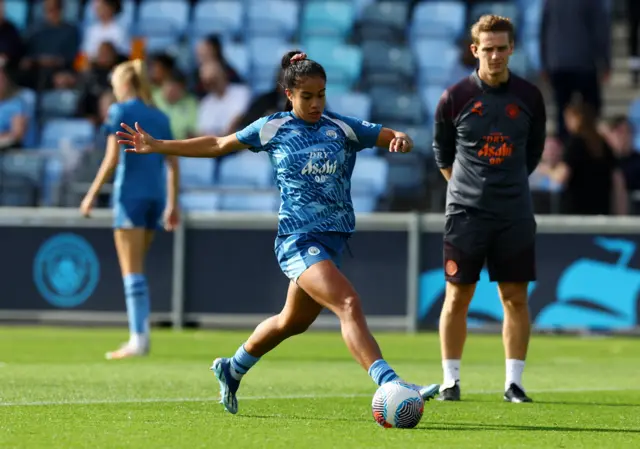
[113,198,164,230]
[274,232,350,282]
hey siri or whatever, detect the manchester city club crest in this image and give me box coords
[33,233,100,308]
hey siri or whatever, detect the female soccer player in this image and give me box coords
[116,51,438,413]
[81,59,179,360]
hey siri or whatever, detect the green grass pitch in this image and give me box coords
[1,327,639,448]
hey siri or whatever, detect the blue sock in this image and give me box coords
[230,344,260,381]
[124,273,150,340]
[368,359,400,386]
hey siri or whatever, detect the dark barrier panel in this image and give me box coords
[418,233,640,330]
[184,230,408,315]
[0,228,173,312]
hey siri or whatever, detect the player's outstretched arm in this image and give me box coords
[117,122,250,158]
[376,127,413,153]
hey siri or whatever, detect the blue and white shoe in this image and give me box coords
[418,383,440,402]
[211,358,240,414]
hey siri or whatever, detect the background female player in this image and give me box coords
[116,51,439,413]
[80,59,179,360]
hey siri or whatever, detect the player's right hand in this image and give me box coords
[116,122,157,154]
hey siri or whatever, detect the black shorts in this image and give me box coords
[443,212,537,284]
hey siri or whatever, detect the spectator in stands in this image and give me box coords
[234,68,287,131]
[0,66,28,151]
[602,115,640,191]
[561,101,628,215]
[82,0,129,61]
[530,136,566,189]
[628,0,640,86]
[148,53,176,104]
[194,35,242,97]
[448,38,476,81]
[0,0,24,70]
[540,0,611,140]
[155,69,198,140]
[20,0,79,90]
[197,60,250,137]
[77,41,125,124]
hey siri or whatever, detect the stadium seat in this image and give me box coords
[179,157,216,189]
[359,1,410,43]
[0,173,38,206]
[136,0,190,36]
[18,88,38,148]
[248,37,292,94]
[305,43,363,89]
[218,152,274,188]
[0,153,45,183]
[385,153,427,198]
[351,156,388,196]
[83,0,135,29]
[4,0,28,30]
[220,191,280,212]
[326,92,372,121]
[370,89,424,126]
[362,41,416,88]
[300,1,356,41]
[409,1,466,41]
[33,0,81,23]
[469,2,520,27]
[41,157,64,206]
[351,194,378,213]
[523,37,542,73]
[180,191,221,211]
[190,0,243,40]
[400,125,433,156]
[509,50,529,77]
[421,85,446,118]
[413,39,460,85]
[222,43,250,81]
[246,0,300,40]
[39,90,81,119]
[40,119,95,151]
[144,35,181,53]
[518,0,544,38]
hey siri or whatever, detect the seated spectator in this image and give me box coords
[602,115,640,191]
[197,60,250,137]
[0,0,24,70]
[234,68,287,131]
[20,0,79,90]
[530,136,567,191]
[82,0,129,61]
[0,66,29,151]
[561,101,628,215]
[76,42,125,124]
[148,53,176,104]
[193,35,242,97]
[155,69,198,140]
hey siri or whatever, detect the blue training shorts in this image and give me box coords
[274,232,350,282]
[113,198,164,230]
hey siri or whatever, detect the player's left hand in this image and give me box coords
[80,194,95,218]
[163,206,180,231]
[389,137,412,153]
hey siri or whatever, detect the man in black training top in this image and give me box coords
[432,15,546,404]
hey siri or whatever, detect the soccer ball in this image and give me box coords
[371,381,424,429]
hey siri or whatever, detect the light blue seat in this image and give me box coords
[41,157,64,206]
[409,1,466,41]
[469,2,520,27]
[351,156,388,196]
[136,0,190,36]
[5,0,29,30]
[300,1,356,41]
[370,89,424,126]
[18,88,38,148]
[413,39,460,85]
[179,157,216,189]
[362,41,415,87]
[218,152,273,188]
[180,191,221,211]
[248,37,291,94]
[421,85,446,118]
[519,0,544,38]
[83,0,135,29]
[359,1,410,42]
[1,153,45,183]
[630,99,640,124]
[386,153,427,197]
[40,89,81,119]
[144,35,181,53]
[40,119,95,151]
[509,50,529,77]
[305,43,362,89]
[190,0,243,40]
[401,125,433,156]
[351,194,378,213]
[222,43,250,81]
[220,191,280,212]
[326,92,371,121]
[524,37,541,73]
[246,0,299,39]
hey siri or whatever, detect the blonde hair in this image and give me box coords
[112,59,154,105]
[471,15,515,45]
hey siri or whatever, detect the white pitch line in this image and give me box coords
[0,386,636,408]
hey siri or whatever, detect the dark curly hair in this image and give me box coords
[280,50,326,111]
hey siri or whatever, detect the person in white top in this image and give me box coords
[82,0,129,61]
[197,60,251,137]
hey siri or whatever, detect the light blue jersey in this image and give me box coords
[104,98,173,229]
[236,111,382,236]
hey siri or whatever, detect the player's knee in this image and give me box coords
[499,282,529,308]
[336,294,363,319]
[443,282,475,314]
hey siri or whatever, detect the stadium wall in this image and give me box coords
[0,209,639,335]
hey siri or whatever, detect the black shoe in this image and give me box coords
[437,381,461,401]
[504,383,533,403]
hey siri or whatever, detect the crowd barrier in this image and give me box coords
[1,208,639,334]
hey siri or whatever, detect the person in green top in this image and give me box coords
[153,69,199,140]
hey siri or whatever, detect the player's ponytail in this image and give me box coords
[280,49,326,111]
[131,59,154,106]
